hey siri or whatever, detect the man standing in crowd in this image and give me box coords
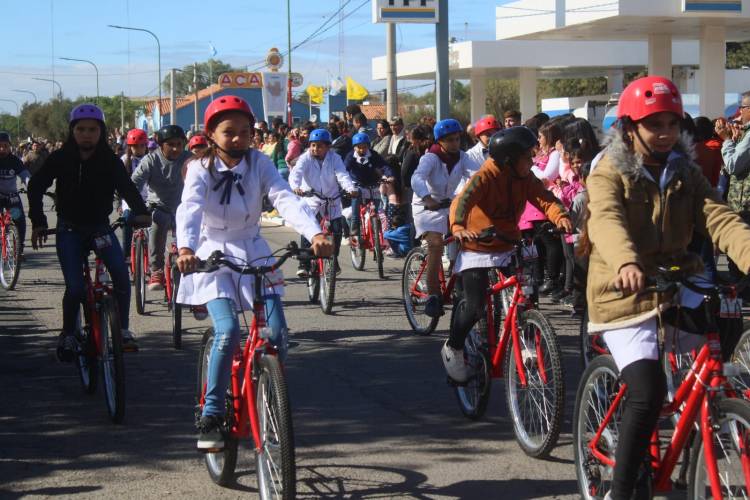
[503,110,522,128]
[22,141,49,176]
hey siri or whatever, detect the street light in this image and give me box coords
[12,89,37,104]
[60,57,99,102]
[0,98,21,138]
[108,24,162,124]
[32,77,63,98]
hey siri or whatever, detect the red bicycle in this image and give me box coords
[131,225,149,315]
[574,267,750,499]
[301,191,340,315]
[448,228,564,458]
[0,189,24,290]
[192,242,313,497]
[349,182,387,279]
[45,217,147,423]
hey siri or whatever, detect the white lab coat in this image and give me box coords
[288,149,355,220]
[176,150,321,309]
[410,151,477,237]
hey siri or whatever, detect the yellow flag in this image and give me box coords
[346,77,369,100]
[306,85,325,104]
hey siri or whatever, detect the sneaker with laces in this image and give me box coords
[424,294,444,318]
[296,267,308,279]
[197,415,225,452]
[148,270,165,291]
[121,329,139,352]
[56,332,79,363]
[441,341,471,383]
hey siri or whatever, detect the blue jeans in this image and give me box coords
[56,222,131,335]
[202,295,289,417]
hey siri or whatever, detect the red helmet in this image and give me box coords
[617,76,683,122]
[475,115,500,136]
[188,134,208,150]
[203,95,255,130]
[126,128,148,145]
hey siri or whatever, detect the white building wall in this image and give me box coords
[496,0,558,40]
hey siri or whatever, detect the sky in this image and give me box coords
[0,0,508,113]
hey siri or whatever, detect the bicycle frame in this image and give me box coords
[587,331,748,496]
[82,253,113,358]
[164,229,178,303]
[0,210,10,261]
[408,235,460,306]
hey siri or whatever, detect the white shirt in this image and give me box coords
[176,150,321,308]
[388,131,405,156]
[465,141,489,168]
[530,149,561,182]
[288,149,355,220]
[410,151,478,204]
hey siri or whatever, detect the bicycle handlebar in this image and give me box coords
[185,242,316,277]
[638,266,750,298]
[299,190,342,201]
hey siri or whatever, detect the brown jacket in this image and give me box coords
[586,132,750,331]
[450,157,569,253]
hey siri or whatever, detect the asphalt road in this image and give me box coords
[1,208,596,499]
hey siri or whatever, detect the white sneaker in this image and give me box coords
[441,341,471,383]
[121,329,139,352]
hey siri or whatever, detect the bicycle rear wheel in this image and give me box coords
[75,302,98,394]
[401,247,439,335]
[505,309,564,457]
[688,397,750,499]
[371,216,384,279]
[730,329,750,400]
[450,299,491,419]
[573,355,622,500]
[0,222,21,290]
[134,238,146,315]
[255,355,296,500]
[349,227,366,271]
[197,329,238,486]
[100,296,125,423]
[319,258,336,315]
[171,264,182,349]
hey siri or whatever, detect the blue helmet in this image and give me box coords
[433,118,462,141]
[352,132,370,146]
[309,128,331,144]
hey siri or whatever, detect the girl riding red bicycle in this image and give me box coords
[175,95,332,451]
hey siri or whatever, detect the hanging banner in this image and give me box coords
[683,0,741,12]
[262,72,288,118]
[217,72,263,88]
[372,0,439,23]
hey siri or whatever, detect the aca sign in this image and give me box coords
[372,0,439,24]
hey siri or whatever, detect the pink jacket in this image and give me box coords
[519,149,554,230]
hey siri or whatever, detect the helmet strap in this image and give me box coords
[633,127,669,165]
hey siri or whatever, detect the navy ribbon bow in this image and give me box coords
[213,171,245,205]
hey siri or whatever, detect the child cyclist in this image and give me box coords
[132,125,191,291]
[445,127,572,381]
[411,118,480,318]
[289,128,358,278]
[344,132,394,239]
[0,132,30,259]
[119,128,149,262]
[28,104,151,358]
[174,95,332,451]
[584,76,750,500]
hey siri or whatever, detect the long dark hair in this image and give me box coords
[409,124,433,154]
[64,119,111,157]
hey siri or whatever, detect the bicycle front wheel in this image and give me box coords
[505,309,564,458]
[371,215,384,279]
[197,329,238,486]
[0,222,21,290]
[319,258,336,315]
[100,296,125,423]
[75,301,98,394]
[573,355,622,500]
[688,397,750,499]
[255,355,296,500]
[171,264,182,349]
[134,238,146,315]
[401,247,439,335]
[350,228,365,271]
[306,261,320,304]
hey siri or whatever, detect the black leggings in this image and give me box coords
[448,268,489,350]
[534,220,563,280]
[611,359,667,500]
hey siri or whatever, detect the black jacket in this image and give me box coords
[343,150,392,187]
[331,135,352,160]
[28,143,149,228]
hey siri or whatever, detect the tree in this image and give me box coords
[0,113,27,142]
[727,42,750,69]
[162,59,245,95]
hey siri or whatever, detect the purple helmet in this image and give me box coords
[69,103,105,124]
[147,139,158,150]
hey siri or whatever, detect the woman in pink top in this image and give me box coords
[285,129,304,167]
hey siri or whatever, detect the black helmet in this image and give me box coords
[0,131,10,143]
[156,125,186,144]
[488,126,538,169]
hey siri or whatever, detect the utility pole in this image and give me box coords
[170,69,177,126]
[120,92,125,131]
[435,0,449,120]
[386,22,397,121]
[193,63,199,132]
[286,0,293,125]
